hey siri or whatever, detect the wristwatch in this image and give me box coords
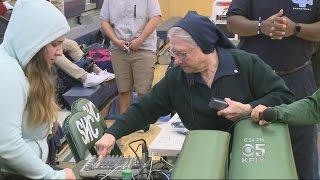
[293,23,301,36]
[257,17,262,35]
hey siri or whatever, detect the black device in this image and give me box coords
[261,108,277,122]
[79,155,141,178]
[208,97,229,111]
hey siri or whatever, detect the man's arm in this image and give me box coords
[101,20,126,50]
[130,15,162,51]
[284,19,320,41]
[228,9,320,41]
[251,90,320,125]
[271,90,320,125]
[226,15,260,36]
[139,15,162,43]
[227,10,285,38]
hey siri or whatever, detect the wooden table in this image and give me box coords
[105,120,161,157]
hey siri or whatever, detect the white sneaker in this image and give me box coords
[98,70,115,81]
[83,73,107,88]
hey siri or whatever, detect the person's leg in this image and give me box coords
[281,65,319,179]
[111,49,134,114]
[63,39,83,61]
[289,126,318,179]
[55,54,87,80]
[55,55,107,87]
[131,50,157,132]
[62,39,105,74]
[119,91,132,114]
[311,44,320,88]
[131,50,157,95]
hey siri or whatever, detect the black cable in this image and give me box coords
[135,144,142,152]
[134,158,174,179]
[189,79,200,129]
[226,116,249,132]
[128,139,148,169]
[128,143,143,169]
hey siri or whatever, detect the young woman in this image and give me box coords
[0,0,75,179]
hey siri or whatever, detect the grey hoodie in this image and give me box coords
[0,0,70,178]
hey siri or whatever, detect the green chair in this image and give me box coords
[71,98,107,129]
[171,130,231,179]
[70,98,122,157]
[63,111,104,162]
[228,117,298,179]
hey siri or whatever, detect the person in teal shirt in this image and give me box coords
[0,0,75,179]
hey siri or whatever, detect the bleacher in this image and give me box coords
[0,15,9,44]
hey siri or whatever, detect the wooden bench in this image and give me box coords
[0,15,9,43]
[64,0,86,19]
[90,0,104,9]
[66,20,102,45]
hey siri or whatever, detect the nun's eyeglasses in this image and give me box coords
[169,48,195,61]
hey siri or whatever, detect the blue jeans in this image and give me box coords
[281,64,319,179]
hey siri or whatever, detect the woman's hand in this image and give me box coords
[64,168,76,179]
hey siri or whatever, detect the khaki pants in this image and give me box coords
[111,49,157,94]
[55,39,86,79]
[55,39,103,80]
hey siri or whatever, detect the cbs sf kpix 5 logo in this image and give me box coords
[241,137,266,164]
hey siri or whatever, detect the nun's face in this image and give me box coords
[170,37,208,73]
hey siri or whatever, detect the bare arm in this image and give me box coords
[138,15,162,43]
[101,20,126,49]
[130,15,162,51]
[227,15,260,36]
[295,21,320,41]
[101,20,118,43]
[227,10,284,38]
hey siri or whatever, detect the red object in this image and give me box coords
[0,0,7,16]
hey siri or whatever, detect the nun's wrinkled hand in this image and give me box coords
[217,98,252,121]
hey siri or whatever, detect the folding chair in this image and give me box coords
[63,111,104,162]
[70,98,122,158]
[71,98,106,129]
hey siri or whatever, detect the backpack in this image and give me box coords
[82,43,114,73]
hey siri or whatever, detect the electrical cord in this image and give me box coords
[226,116,250,132]
[128,139,149,169]
[160,157,174,168]
[147,153,155,180]
[134,156,174,179]
[128,143,143,169]
[99,166,123,180]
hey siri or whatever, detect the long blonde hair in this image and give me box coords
[24,48,60,128]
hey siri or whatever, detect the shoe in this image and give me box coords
[98,70,115,81]
[83,72,107,88]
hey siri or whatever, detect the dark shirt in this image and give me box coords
[106,48,294,139]
[227,0,320,71]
